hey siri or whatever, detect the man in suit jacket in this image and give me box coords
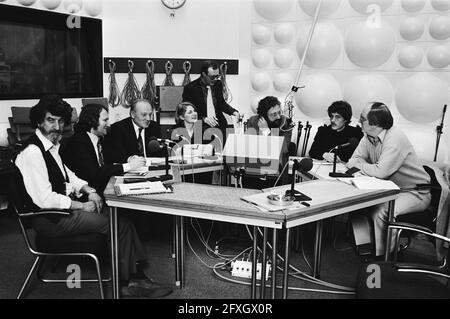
[103,99,163,164]
[60,103,146,193]
[182,60,240,135]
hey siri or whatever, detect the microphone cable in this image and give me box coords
[121,60,141,108]
[181,60,192,86]
[220,62,233,103]
[163,60,175,86]
[107,60,121,108]
[245,225,355,293]
[272,159,290,188]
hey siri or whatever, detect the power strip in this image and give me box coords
[231,260,271,281]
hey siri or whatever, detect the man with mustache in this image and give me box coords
[309,100,363,162]
[15,95,172,298]
[103,99,163,164]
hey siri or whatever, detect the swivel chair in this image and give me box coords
[8,164,109,299]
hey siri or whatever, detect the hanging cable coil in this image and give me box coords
[107,60,121,108]
[120,60,141,108]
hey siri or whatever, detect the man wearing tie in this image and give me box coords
[103,99,163,164]
[60,103,146,193]
[182,60,240,136]
[17,95,172,298]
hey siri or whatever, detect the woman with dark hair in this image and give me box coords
[309,100,363,162]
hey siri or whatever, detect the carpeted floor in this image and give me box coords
[0,209,439,299]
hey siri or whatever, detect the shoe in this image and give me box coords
[121,282,173,299]
[129,278,171,290]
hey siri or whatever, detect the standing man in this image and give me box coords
[182,60,240,136]
[347,102,431,258]
[103,99,162,164]
[15,95,172,298]
[60,103,146,193]
[309,100,363,162]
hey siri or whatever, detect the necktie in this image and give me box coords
[97,139,104,166]
[137,128,144,156]
[206,85,215,119]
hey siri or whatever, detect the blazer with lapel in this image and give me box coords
[103,117,162,164]
[60,131,123,193]
[182,78,237,130]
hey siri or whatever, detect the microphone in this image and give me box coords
[329,138,360,178]
[330,137,359,152]
[148,139,162,153]
[285,158,313,201]
[147,139,172,179]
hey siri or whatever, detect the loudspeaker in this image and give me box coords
[158,86,184,112]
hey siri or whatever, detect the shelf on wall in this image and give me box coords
[103,58,239,74]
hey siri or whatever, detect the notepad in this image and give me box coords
[114,181,172,196]
[348,177,399,190]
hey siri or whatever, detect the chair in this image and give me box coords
[81,97,108,108]
[355,224,450,298]
[393,165,443,260]
[7,164,109,299]
[8,106,78,145]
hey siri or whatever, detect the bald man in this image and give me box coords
[347,102,431,258]
[103,99,163,164]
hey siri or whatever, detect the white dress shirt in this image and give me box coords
[15,129,88,209]
[86,132,130,171]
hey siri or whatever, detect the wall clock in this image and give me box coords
[161,0,186,17]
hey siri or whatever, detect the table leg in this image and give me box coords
[251,226,258,299]
[260,227,268,299]
[175,216,181,287]
[180,216,185,288]
[313,220,323,278]
[271,229,277,299]
[384,200,396,262]
[282,228,290,299]
[109,206,119,299]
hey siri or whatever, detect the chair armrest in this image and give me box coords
[389,222,450,244]
[389,221,433,234]
[19,209,71,218]
[394,263,450,279]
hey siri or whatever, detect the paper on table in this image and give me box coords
[347,176,400,190]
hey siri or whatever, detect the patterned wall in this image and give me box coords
[250,0,450,161]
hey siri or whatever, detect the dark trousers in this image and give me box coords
[31,207,146,281]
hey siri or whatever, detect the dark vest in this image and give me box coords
[22,134,69,198]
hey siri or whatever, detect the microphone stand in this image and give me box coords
[285,160,312,201]
[434,104,447,162]
[301,121,312,157]
[328,150,353,178]
[295,121,303,155]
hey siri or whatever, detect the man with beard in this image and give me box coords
[245,96,294,187]
[246,96,293,150]
[309,100,363,162]
[15,95,172,297]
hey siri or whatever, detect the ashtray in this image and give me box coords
[267,194,295,206]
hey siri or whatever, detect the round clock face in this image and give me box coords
[161,0,186,9]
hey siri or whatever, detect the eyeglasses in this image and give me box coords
[208,74,221,80]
